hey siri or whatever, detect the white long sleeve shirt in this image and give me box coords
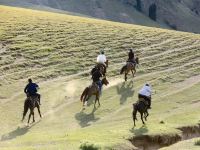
[97,54,106,64]
[139,85,152,97]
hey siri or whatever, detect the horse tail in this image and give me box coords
[120,65,127,74]
[80,87,89,102]
[22,99,29,121]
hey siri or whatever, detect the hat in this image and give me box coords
[145,83,150,86]
[100,50,104,54]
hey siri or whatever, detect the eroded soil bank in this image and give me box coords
[129,124,200,150]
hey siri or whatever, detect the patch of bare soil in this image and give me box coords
[129,124,200,150]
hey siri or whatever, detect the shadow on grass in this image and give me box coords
[75,107,100,128]
[116,80,134,105]
[1,120,40,141]
[130,125,148,136]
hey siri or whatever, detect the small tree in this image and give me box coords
[136,0,142,11]
[149,3,157,21]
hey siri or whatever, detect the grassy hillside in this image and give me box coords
[1,0,200,33]
[0,0,164,28]
[0,5,200,150]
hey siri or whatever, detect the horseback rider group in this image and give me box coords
[22,48,152,124]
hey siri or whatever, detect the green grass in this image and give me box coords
[0,5,200,150]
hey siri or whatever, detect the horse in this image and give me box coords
[96,60,108,76]
[120,57,139,81]
[132,98,149,126]
[22,95,42,124]
[80,77,109,109]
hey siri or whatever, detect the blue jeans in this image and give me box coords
[96,80,102,94]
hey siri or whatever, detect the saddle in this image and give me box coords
[127,61,136,67]
[27,95,39,105]
[138,97,149,106]
[90,82,99,90]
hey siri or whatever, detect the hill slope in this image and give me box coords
[0,5,200,150]
[0,0,162,28]
[1,0,200,33]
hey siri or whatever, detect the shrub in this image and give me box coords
[80,142,100,150]
[195,139,200,146]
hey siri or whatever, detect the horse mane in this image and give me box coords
[102,77,109,85]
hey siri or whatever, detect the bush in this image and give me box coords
[80,142,100,150]
[195,139,200,146]
[149,3,157,21]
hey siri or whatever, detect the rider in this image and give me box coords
[97,50,107,73]
[138,83,152,109]
[127,49,135,64]
[24,78,41,105]
[91,67,103,94]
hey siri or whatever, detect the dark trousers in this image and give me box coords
[138,94,151,108]
[127,58,135,64]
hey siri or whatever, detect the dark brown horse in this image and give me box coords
[96,60,108,76]
[22,96,42,124]
[120,57,139,81]
[132,98,149,126]
[80,77,109,108]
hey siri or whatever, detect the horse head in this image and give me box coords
[135,57,139,64]
[105,60,108,67]
[102,77,109,86]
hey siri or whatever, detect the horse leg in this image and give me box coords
[32,111,35,123]
[97,92,100,107]
[131,69,136,77]
[94,92,100,108]
[132,107,137,126]
[144,110,149,121]
[37,105,42,118]
[140,112,145,124]
[125,72,127,81]
[28,111,32,124]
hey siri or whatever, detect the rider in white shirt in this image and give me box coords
[138,83,152,109]
[97,50,106,66]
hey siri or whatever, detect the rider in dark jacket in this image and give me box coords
[91,68,102,93]
[128,49,135,64]
[24,79,41,105]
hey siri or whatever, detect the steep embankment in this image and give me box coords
[0,5,200,150]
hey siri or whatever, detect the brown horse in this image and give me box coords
[96,60,108,76]
[132,98,149,126]
[80,77,109,108]
[22,95,42,124]
[120,57,139,81]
